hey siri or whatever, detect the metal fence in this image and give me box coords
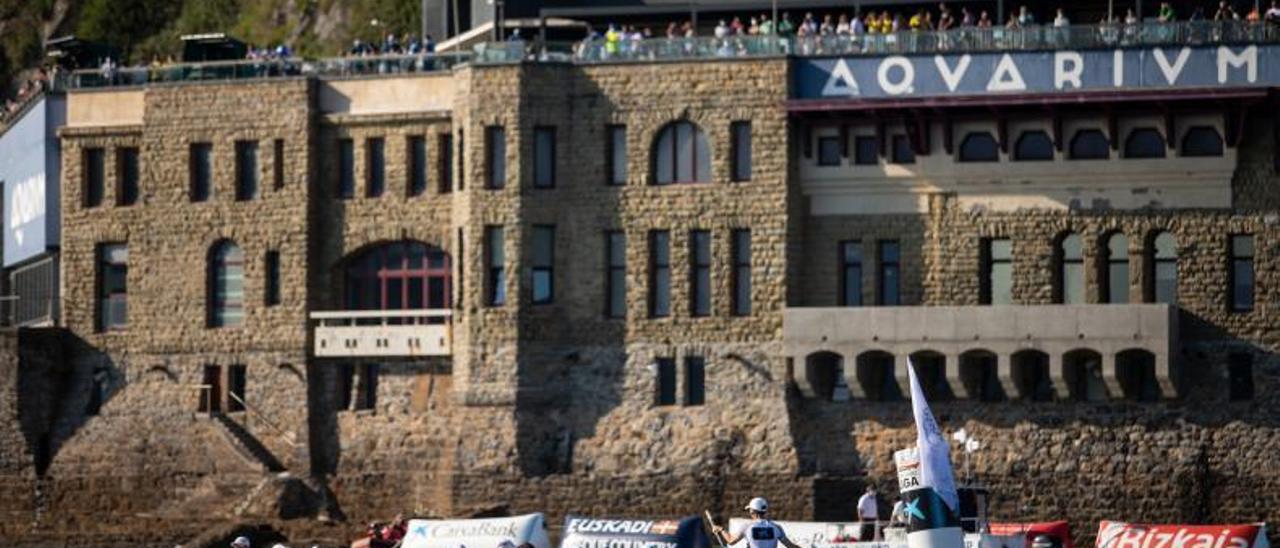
[67,52,472,89]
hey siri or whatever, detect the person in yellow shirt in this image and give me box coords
[604,24,620,57]
[879,12,893,33]
[909,9,924,30]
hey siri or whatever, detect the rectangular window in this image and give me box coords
[607,125,627,185]
[854,136,879,165]
[840,241,863,306]
[408,135,427,196]
[366,137,385,198]
[438,133,453,194]
[981,238,1013,305]
[456,228,465,308]
[534,126,556,188]
[606,231,626,318]
[731,121,752,182]
[227,364,246,412]
[1230,234,1255,312]
[97,243,128,331]
[684,356,705,406]
[457,130,465,191]
[355,363,379,410]
[879,240,901,306]
[189,143,212,202]
[116,147,139,206]
[531,225,555,304]
[689,230,712,317]
[486,126,505,189]
[336,363,354,411]
[1228,353,1254,401]
[200,365,223,413]
[338,138,355,199]
[817,136,842,166]
[485,226,506,306]
[273,139,285,190]
[890,134,915,164]
[656,358,677,406]
[649,230,671,318]
[84,147,105,208]
[234,140,258,201]
[732,230,752,316]
[264,250,281,306]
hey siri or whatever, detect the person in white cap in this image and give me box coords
[230,537,251,548]
[712,498,801,548]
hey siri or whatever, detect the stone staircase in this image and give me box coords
[210,413,287,473]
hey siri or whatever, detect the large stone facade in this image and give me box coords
[0,54,1278,547]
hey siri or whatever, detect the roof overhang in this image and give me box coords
[787,87,1273,113]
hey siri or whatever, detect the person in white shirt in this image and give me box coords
[1267,0,1280,22]
[713,498,802,548]
[1053,8,1069,27]
[856,486,880,540]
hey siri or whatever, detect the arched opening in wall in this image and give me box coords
[958,132,999,162]
[1013,130,1054,161]
[1100,232,1130,304]
[652,120,711,185]
[1063,348,1106,401]
[909,351,952,401]
[856,351,901,402]
[1069,129,1110,160]
[1011,350,1053,401]
[1124,127,1166,159]
[342,241,452,313]
[1181,126,1224,157]
[959,349,1003,402]
[1145,231,1178,304]
[804,351,845,402]
[1116,349,1159,402]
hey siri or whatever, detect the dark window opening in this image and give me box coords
[273,138,285,190]
[486,226,505,306]
[980,238,1012,305]
[653,121,711,184]
[856,351,902,402]
[534,126,556,188]
[1124,127,1166,159]
[1147,231,1177,304]
[1011,350,1053,402]
[656,358,677,406]
[97,243,128,331]
[438,133,453,194]
[684,356,705,406]
[264,250,281,306]
[531,225,555,304]
[345,241,452,311]
[337,138,355,199]
[1182,126,1224,157]
[649,230,671,318]
[1101,233,1130,304]
[854,136,879,165]
[958,132,999,162]
[235,140,258,201]
[84,147,105,208]
[1228,353,1253,401]
[1056,233,1084,304]
[732,229,752,316]
[1116,349,1159,402]
[1069,129,1109,160]
[1230,234,1254,312]
[817,136,842,166]
[408,135,428,196]
[840,241,863,307]
[910,352,952,401]
[605,231,626,318]
[959,351,1003,402]
[689,230,711,317]
[366,137,385,198]
[209,241,245,327]
[607,125,627,185]
[485,126,506,189]
[1064,349,1107,402]
[116,147,139,206]
[190,143,212,202]
[890,134,915,164]
[1014,131,1054,161]
[731,121,752,182]
[878,240,901,306]
[804,352,844,401]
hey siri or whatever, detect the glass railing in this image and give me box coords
[67,52,472,88]
[473,20,1280,65]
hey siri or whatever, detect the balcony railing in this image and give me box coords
[66,52,471,89]
[311,309,452,358]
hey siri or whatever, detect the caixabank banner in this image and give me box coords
[401,513,551,548]
[560,516,713,548]
[1095,522,1270,548]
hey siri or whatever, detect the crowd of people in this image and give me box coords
[1,66,56,127]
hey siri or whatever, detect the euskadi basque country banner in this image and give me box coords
[402,513,551,548]
[559,515,713,548]
[1095,522,1271,548]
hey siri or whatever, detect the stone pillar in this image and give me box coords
[946,353,969,399]
[995,353,1020,399]
[1100,352,1124,398]
[1154,351,1177,399]
[1047,352,1071,400]
[842,350,867,400]
[894,353,911,397]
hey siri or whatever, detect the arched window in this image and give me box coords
[801,351,846,401]
[1013,131,1054,161]
[1124,128,1166,159]
[958,132,999,162]
[1069,129,1109,160]
[1116,349,1159,402]
[909,351,952,401]
[1101,233,1129,304]
[1011,349,1053,401]
[1147,231,1177,304]
[653,121,710,185]
[1181,126,1224,157]
[209,240,245,327]
[1056,233,1084,304]
[1063,348,1106,401]
[344,241,451,311]
[959,349,1002,401]
[856,350,901,402]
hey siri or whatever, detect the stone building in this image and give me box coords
[2,21,1280,547]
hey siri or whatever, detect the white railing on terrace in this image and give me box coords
[311,309,453,358]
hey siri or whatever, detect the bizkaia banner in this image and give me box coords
[560,516,713,548]
[1095,521,1271,548]
[0,95,64,267]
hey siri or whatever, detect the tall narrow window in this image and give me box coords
[689,230,712,317]
[653,121,711,185]
[456,228,465,308]
[840,241,863,306]
[408,136,427,196]
[438,133,453,194]
[209,241,245,327]
[1230,234,1254,312]
[607,125,627,185]
[534,126,556,188]
[457,129,465,191]
[84,147,105,208]
[264,250,281,306]
[981,238,1013,305]
[366,137,385,197]
[485,226,506,306]
[531,225,555,304]
[273,138,285,190]
[355,363,379,410]
[854,136,879,165]
[227,364,246,412]
[486,126,506,189]
[235,140,258,201]
[97,243,128,331]
[190,143,212,202]
[732,229,752,316]
[1057,233,1085,304]
[116,147,139,206]
[606,231,626,318]
[656,357,677,406]
[1101,233,1130,304]
[338,138,355,199]
[1148,231,1177,304]
[731,121,752,181]
[878,240,901,306]
[684,356,706,406]
[890,135,915,164]
[649,230,671,318]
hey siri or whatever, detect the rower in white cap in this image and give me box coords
[711,498,802,548]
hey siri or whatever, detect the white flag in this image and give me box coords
[907,358,959,512]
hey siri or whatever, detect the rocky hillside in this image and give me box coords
[1,0,424,96]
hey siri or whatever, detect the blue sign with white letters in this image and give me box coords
[0,96,64,267]
[794,44,1278,100]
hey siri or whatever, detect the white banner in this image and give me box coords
[727,520,1022,548]
[402,514,551,548]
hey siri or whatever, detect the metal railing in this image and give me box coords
[192,383,299,449]
[67,52,471,89]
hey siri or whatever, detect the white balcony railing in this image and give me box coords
[311,309,452,358]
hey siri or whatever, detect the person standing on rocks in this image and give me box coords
[711,497,802,548]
